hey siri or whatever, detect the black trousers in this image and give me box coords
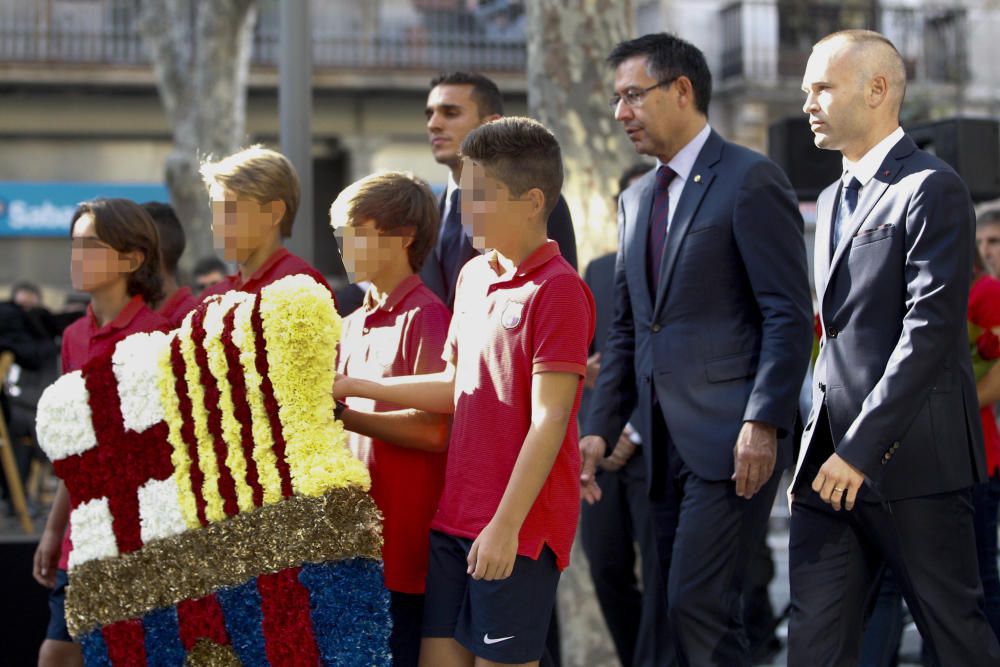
[648,416,780,667]
[580,447,673,667]
[788,428,1000,667]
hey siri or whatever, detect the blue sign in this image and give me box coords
[0,182,172,237]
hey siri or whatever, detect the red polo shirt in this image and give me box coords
[200,247,334,301]
[431,241,595,570]
[58,296,171,569]
[157,286,200,327]
[970,274,1000,477]
[338,275,450,593]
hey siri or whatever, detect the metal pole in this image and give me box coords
[279,0,313,263]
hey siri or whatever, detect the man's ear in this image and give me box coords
[867,74,889,109]
[674,76,695,110]
[266,200,287,227]
[480,113,502,125]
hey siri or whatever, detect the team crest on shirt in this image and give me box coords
[501,301,524,329]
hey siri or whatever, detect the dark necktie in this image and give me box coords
[439,189,465,289]
[832,176,862,252]
[647,165,678,291]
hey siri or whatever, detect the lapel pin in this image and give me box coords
[693,174,702,183]
[883,169,890,176]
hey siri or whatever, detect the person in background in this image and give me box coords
[191,255,228,295]
[33,198,170,667]
[142,201,199,326]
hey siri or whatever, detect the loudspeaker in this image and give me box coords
[768,116,843,201]
[0,539,49,664]
[905,117,1000,203]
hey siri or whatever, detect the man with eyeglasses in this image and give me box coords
[421,71,577,310]
[579,33,812,666]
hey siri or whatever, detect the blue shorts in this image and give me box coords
[46,569,73,642]
[422,530,560,663]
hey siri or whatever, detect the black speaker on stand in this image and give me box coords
[905,117,1000,203]
[767,116,843,201]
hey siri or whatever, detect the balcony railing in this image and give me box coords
[720,1,967,85]
[0,0,527,73]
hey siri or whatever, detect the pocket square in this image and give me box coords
[854,223,894,238]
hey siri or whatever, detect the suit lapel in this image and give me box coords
[629,173,656,312]
[814,182,839,297]
[826,136,914,286]
[653,131,722,318]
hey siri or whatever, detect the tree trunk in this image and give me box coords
[139,0,258,270]
[526,7,635,664]
[526,0,635,273]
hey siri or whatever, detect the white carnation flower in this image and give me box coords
[113,331,171,433]
[137,477,188,543]
[68,497,119,568]
[35,371,98,462]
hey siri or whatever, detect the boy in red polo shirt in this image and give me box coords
[33,199,170,667]
[199,145,333,299]
[335,118,595,667]
[329,171,451,667]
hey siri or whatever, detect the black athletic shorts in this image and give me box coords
[422,530,560,664]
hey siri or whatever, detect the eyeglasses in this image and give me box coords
[608,77,678,112]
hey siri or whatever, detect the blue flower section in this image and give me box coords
[142,607,185,667]
[80,628,112,667]
[217,578,268,667]
[300,559,392,667]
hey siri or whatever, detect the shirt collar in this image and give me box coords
[362,274,423,314]
[86,294,146,335]
[487,240,561,282]
[842,126,905,187]
[239,247,289,288]
[656,123,712,182]
[445,172,460,200]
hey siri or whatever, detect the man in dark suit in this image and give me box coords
[422,71,577,310]
[788,29,1000,666]
[580,33,813,666]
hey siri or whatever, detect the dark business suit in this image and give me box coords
[585,129,813,666]
[420,192,577,310]
[579,253,673,667]
[787,133,1000,666]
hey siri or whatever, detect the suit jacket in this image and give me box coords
[420,192,578,310]
[791,134,986,501]
[584,130,813,484]
[580,252,623,430]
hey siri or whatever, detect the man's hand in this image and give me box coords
[33,528,62,588]
[812,453,865,511]
[732,420,777,499]
[584,352,601,390]
[579,435,608,504]
[467,519,519,581]
[601,430,637,472]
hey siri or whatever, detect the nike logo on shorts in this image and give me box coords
[483,633,515,645]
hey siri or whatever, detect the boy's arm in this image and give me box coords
[334,363,456,414]
[339,407,450,452]
[33,482,69,588]
[466,370,579,581]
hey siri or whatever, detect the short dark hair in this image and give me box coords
[11,281,41,300]
[193,255,228,278]
[330,172,440,272]
[607,33,713,115]
[978,207,1000,228]
[618,163,655,195]
[460,117,564,219]
[70,198,163,304]
[430,71,504,117]
[141,201,185,276]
